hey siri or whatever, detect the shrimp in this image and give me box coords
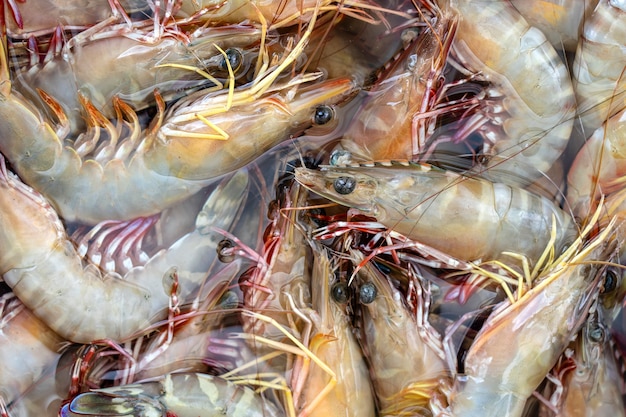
[337,9,457,162]
[350,250,450,415]
[59,372,284,417]
[0,292,66,408]
[441,212,616,417]
[296,246,376,417]
[0,11,356,224]
[435,0,576,186]
[293,162,576,269]
[510,0,599,52]
[0,155,247,343]
[572,0,626,136]
[546,314,626,417]
[13,24,266,133]
[566,106,626,221]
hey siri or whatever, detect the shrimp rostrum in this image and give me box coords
[0,155,247,343]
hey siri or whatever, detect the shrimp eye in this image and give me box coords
[313,105,334,125]
[359,282,377,304]
[333,176,356,194]
[331,282,349,303]
[217,239,236,263]
[329,149,352,166]
[219,48,243,73]
[601,269,618,294]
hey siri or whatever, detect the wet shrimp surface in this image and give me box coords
[1,1,625,416]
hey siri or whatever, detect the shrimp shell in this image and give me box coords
[0,160,247,343]
[572,0,626,135]
[441,0,576,185]
[294,162,576,267]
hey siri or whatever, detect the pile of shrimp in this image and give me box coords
[0,0,625,416]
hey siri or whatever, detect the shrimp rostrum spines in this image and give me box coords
[294,162,576,268]
[0,158,248,343]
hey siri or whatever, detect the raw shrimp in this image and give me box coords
[572,0,626,136]
[0,157,247,343]
[337,10,457,161]
[510,0,599,51]
[293,162,576,268]
[441,213,616,417]
[59,372,284,417]
[350,250,450,415]
[0,14,356,223]
[0,292,66,407]
[547,314,626,417]
[566,106,626,220]
[436,0,576,186]
[13,24,266,132]
[297,246,376,417]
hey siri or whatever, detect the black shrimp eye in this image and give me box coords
[219,48,243,73]
[333,176,356,195]
[217,239,236,263]
[331,282,349,303]
[359,282,377,304]
[313,105,334,125]
[601,269,619,294]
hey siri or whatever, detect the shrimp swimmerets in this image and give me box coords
[12,23,266,133]
[0,12,356,224]
[436,0,576,186]
[0,156,247,343]
[294,161,576,268]
[59,372,284,417]
[440,211,616,417]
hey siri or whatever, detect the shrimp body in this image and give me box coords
[446,226,614,417]
[441,0,576,185]
[572,0,626,135]
[0,160,248,343]
[60,372,284,417]
[294,163,576,266]
[556,319,626,417]
[566,106,626,219]
[0,27,355,223]
[14,25,265,132]
[338,14,456,161]
[351,253,449,415]
[0,293,65,407]
[300,247,376,417]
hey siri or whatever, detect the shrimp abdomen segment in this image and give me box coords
[3,246,158,343]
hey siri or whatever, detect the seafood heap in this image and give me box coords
[0,0,625,416]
